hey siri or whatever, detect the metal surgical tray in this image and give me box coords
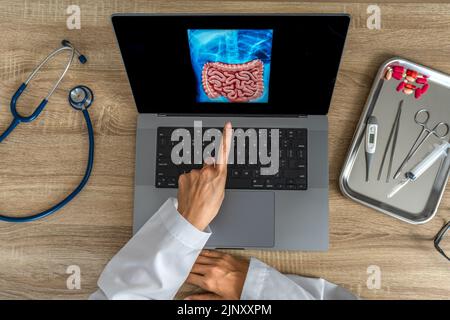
[340,58,450,224]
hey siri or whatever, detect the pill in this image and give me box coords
[416,77,427,84]
[384,68,393,80]
[393,66,404,73]
[397,81,406,91]
[406,69,418,78]
[393,72,404,80]
[403,88,414,95]
[415,88,423,99]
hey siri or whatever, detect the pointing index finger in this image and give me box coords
[216,122,232,171]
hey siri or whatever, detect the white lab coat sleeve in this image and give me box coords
[240,258,357,300]
[90,197,211,300]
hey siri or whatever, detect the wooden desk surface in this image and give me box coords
[0,1,449,300]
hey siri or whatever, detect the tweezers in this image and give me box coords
[377,100,403,182]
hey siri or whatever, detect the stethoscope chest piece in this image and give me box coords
[69,85,94,111]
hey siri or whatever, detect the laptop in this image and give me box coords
[112,14,350,250]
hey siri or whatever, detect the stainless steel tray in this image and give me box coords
[340,57,450,224]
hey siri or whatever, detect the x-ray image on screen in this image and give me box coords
[187,29,273,103]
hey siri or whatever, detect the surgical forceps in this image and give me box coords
[393,108,450,179]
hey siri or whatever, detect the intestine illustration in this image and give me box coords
[202,59,264,102]
[187,29,273,103]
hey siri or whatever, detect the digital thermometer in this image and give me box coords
[365,116,378,182]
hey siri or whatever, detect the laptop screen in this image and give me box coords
[112,14,350,115]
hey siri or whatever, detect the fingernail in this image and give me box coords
[204,157,215,165]
[184,297,191,300]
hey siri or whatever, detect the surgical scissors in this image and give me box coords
[393,108,450,179]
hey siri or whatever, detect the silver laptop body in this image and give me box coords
[112,13,350,250]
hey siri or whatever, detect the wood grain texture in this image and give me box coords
[0,0,449,300]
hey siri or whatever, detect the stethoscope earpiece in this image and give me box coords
[69,85,94,111]
[62,39,88,64]
[61,39,71,47]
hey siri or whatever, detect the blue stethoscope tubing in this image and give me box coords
[0,40,94,223]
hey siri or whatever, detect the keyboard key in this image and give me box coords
[157,161,169,167]
[232,169,241,177]
[297,149,306,159]
[252,179,265,188]
[265,179,274,188]
[156,177,166,187]
[227,179,251,189]
[285,169,306,179]
[289,160,305,169]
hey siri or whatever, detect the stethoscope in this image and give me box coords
[0,40,94,222]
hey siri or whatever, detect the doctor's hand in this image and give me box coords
[185,250,250,300]
[177,122,232,231]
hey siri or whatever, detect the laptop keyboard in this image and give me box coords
[155,127,307,190]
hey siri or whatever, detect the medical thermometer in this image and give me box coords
[365,116,379,182]
[388,142,450,198]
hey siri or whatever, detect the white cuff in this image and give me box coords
[158,198,211,249]
[240,257,357,300]
[240,258,269,300]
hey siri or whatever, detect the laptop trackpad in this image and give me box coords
[206,191,275,248]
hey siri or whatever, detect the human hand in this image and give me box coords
[185,250,250,300]
[177,122,232,231]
